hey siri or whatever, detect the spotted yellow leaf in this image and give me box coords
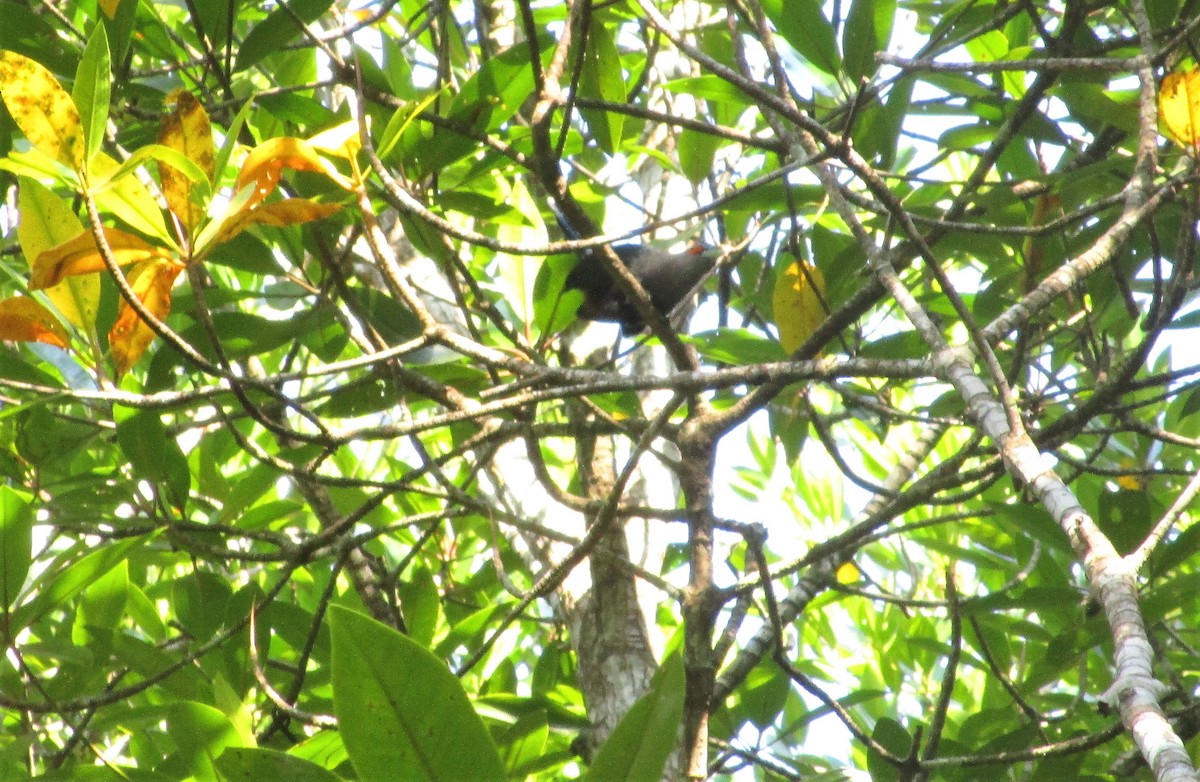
[158,90,215,233]
[0,51,85,169]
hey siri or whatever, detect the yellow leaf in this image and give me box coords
[0,51,85,170]
[210,198,343,247]
[0,297,69,349]
[91,152,174,244]
[31,227,173,290]
[109,259,185,376]
[308,119,363,160]
[158,90,215,233]
[1159,67,1200,150]
[772,259,826,354]
[234,137,354,211]
[17,179,100,329]
[1115,457,1145,491]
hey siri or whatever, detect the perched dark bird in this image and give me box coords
[564,243,715,335]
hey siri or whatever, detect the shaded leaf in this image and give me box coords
[114,406,190,513]
[759,0,840,76]
[234,0,338,73]
[330,605,505,782]
[215,747,343,782]
[0,486,33,612]
[579,17,625,153]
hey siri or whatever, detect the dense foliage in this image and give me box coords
[1,0,1199,780]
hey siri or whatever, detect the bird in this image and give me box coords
[564,243,716,336]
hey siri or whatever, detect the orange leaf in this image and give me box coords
[1159,67,1200,150]
[31,227,173,289]
[0,296,70,349]
[158,90,215,233]
[0,51,85,169]
[109,259,185,376]
[213,198,343,246]
[1021,192,1061,292]
[234,137,354,210]
[773,259,827,354]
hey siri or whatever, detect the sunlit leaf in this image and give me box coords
[30,226,173,289]
[209,198,343,251]
[0,297,69,349]
[17,178,100,330]
[308,118,363,160]
[234,137,354,211]
[0,50,84,169]
[215,747,343,782]
[90,152,174,244]
[772,258,827,353]
[109,258,185,375]
[158,90,215,234]
[1160,68,1200,150]
[73,25,111,165]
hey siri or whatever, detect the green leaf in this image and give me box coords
[0,486,33,612]
[74,559,128,640]
[162,701,246,780]
[678,126,721,186]
[586,651,685,782]
[234,0,338,73]
[499,709,550,776]
[759,0,841,76]
[579,17,626,153]
[9,536,146,634]
[866,717,910,782]
[854,74,913,168]
[172,570,234,641]
[114,406,190,513]
[330,606,506,782]
[0,2,76,73]
[843,0,895,82]
[736,661,790,731]
[73,24,110,164]
[214,747,345,782]
[687,328,789,365]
